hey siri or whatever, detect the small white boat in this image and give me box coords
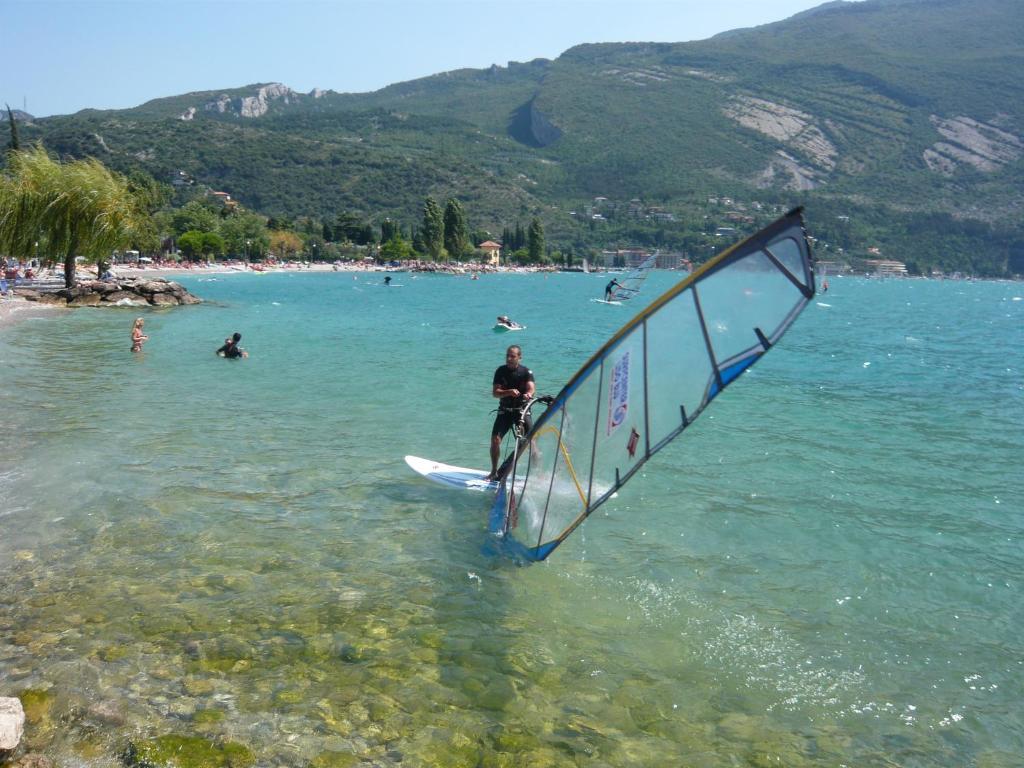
[493,322,526,333]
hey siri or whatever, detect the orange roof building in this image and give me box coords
[478,240,502,266]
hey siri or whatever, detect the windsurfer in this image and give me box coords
[486,344,535,480]
[604,278,621,301]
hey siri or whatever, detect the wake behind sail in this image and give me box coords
[492,209,815,561]
[607,252,657,302]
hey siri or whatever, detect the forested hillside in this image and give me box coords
[7,0,1023,275]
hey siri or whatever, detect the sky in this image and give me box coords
[6,0,854,118]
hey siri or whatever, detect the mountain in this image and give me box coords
[10,0,1024,275]
[1,108,34,123]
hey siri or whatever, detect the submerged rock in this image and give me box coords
[16,690,53,726]
[121,735,255,768]
[0,696,26,750]
[9,754,53,768]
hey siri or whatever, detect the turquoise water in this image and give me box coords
[1,271,1021,767]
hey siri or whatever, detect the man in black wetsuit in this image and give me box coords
[216,332,248,359]
[487,344,535,480]
[604,278,621,301]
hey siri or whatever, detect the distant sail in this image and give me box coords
[608,252,657,302]
[491,209,815,561]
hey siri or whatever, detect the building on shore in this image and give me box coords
[866,259,909,277]
[477,240,502,267]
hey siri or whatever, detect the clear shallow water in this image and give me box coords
[1,272,1022,767]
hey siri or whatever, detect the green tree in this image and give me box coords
[269,230,303,260]
[528,218,545,263]
[333,211,364,243]
[266,215,294,231]
[219,210,269,258]
[357,223,376,245]
[0,145,146,287]
[201,231,225,259]
[5,104,19,152]
[171,200,219,236]
[177,230,205,261]
[380,218,400,243]
[411,226,426,255]
[380,234,414,262]
[443,198,469,260]
[421,197,444,260]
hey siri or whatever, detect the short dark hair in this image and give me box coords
[506,344,521,356]
[232,332,242,342]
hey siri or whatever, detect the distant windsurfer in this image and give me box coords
[604,278,621,301]
[486,344,535,481]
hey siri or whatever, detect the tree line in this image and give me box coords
[1,131,552,287]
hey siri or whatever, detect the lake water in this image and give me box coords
[0,271,1021,767]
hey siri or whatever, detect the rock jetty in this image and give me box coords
[15,277,201,307]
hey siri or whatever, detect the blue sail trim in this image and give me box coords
[709,354,761,399]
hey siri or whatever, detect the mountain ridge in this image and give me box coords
[8,0,1024,274]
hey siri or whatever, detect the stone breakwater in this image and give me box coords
[15,278,201,307]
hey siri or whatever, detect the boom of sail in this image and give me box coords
[491,209,815,561]
[608,252,657,302]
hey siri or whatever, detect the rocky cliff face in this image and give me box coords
[923,115,1023,174]
[724,96,838,190]
[178,83,328,120]
[508,97,562,148]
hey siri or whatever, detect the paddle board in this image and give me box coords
[405,455,498,492]
[492,324,526,333]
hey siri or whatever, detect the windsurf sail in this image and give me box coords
[491,208,815,561]
[607,252,657,302]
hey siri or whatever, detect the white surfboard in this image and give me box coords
[492,323,526,333]
[405,455,498,492]
[590,298,622,305]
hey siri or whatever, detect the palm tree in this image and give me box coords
[0,145,145,287]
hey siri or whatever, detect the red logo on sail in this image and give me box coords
[627,427,640,458]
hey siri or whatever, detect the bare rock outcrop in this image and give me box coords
[724,96,838,174]
[924,115,1022,174]
[0,696,25,750]
[17,277,201,308]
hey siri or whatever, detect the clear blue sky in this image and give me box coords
[7,0,854,118]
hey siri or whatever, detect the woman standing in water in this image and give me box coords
[130,317,149,353]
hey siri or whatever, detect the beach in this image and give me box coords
[0,295,64,328]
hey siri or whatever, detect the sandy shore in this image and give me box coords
[0,296,65,329]
[119,263,344,279]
